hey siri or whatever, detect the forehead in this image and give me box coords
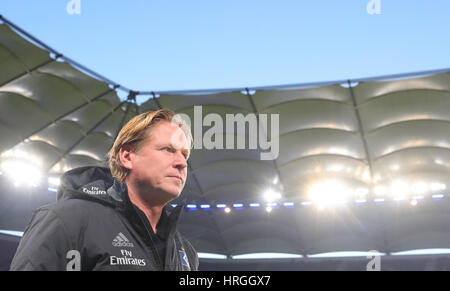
[145,121,190,148]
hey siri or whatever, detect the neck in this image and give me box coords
[125,179,167,233]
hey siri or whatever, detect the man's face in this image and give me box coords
[125,121,190,201]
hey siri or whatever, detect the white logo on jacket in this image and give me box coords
[110,249,146,267]
[82,186,106,195]
[112,232,135,248]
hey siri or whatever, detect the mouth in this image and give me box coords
[168,175,183,183]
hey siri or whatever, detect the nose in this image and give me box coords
[173,151,188,171]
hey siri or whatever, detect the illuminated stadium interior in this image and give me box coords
[1,14,450,270]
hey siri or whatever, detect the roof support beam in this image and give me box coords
[245,88,285,189]
[347,80,374,183]
[245,88,307,254]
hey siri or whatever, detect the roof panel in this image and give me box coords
[262,99,359,136]
[50,154,106,174]
[158,91,253,112]
[193,160,277,192]
[277,129,366,166]
[359,90,450,132]
[0,24,50,81]
[353,73,450,103]
[367,120,450,159]
[29,120,84,152]
[252,85,351,111]
[0,91,52,151]
[70,132,112,162]
[37,62,110,98]
[1,72,88,120]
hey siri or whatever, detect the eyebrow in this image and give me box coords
[156,141,190,158]
[182,148,191,158]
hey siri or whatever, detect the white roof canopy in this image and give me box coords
[1,19,450,257]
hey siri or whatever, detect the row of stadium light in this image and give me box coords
[172,193,446,213]
[196,249,450,260]
[0,152,448,210]
[0,169,447,210]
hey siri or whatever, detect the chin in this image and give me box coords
[163,187,182,199]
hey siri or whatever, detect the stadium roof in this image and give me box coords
[1,15,450,258]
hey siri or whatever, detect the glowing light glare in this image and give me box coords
[432,194,445,200]
[390,180,409,198]
[0,230,24,237]
[362,170,371,182]
[430,182,446,192]
[354,187,369,197]
[263,189,281,202]
[231,253,303,259]
[411,182,427,194]
[308,180,351,206]
[265,206,272,213]
[391,249,450,256]
[249,203,260,208]
[373,174,381,183]
[410,200,418,206]
[197,253,227,260]
[327,164,344,172]
[272,176,279,185]
[224,207,231,213]
[1,149,41,165]
[393,196,405,202]
[1,160,42,187]
[283,202,294,208]
[373,185,387,196]
[48,177,60,187]
[308,251,385,258]
[391,164,400,171]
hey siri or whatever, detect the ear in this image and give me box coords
[119,145,134,170]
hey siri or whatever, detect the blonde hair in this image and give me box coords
[107,109,192,182]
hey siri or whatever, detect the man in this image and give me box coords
[10,109,198,270]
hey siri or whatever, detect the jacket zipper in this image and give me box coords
[133,207,165,270]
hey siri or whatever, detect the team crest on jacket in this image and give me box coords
[179,247,190,269]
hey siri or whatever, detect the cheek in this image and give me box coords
[135,159,159,178]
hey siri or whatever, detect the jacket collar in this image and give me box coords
[106,179,186,236]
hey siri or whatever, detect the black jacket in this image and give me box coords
[10,166,198,271]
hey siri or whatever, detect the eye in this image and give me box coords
[163,147,172,153]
